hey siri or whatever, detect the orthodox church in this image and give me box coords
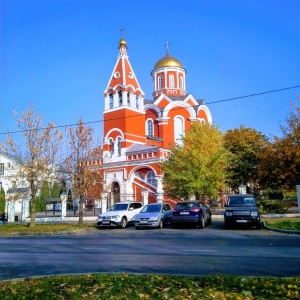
[100,36,212,207]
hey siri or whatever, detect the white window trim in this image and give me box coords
[174,116,185,146]
[146,118,154,136]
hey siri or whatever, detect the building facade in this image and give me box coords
[101,37,212,207]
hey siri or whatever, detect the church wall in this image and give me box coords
[198,109,209,122]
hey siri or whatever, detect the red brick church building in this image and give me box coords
[100,36,212,207]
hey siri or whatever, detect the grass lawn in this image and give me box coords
[0,223,96,235]
[263,217,300,231]
[0,274,300,299]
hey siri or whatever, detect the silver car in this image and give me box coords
[134,203,173,229]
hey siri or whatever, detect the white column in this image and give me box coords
[7,201,15,223]
[101,192,108,214]
[156,177,164,203]
[122,91,126,106]
[104,95,108,110]
[297,185,300,213]
[141,189,149,206]
[113,141,118,156]
[21,197,30,222]
[114,94,118,108]
[140,97,144,110]
[164,70,167,88]
[125,181,134,202]
[60,193,67,221]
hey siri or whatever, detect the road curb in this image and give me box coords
[262,221,300,235]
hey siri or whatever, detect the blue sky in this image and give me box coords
[1,0,300,145]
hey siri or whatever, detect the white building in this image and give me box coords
[0,152,30,221]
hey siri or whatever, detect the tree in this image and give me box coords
[37,180,50,211]
[0,105,63,226]
[223,125,267,192]
[59,178,67,195]
[256,97,300,189]
[0,188,5,213]
[280,97,300,186]
[51,181,60,198]
[64,119,102,225]
[161,121,228,200]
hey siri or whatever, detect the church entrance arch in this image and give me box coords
[109,181,120,206]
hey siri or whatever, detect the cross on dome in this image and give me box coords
[165,41,171,54]
[120,26,125,37]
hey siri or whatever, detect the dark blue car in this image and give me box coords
[171,200,212,229]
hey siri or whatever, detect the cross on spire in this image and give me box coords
[120,26,125,37]
[165,41,171,54]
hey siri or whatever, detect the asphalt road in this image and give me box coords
[0,220,300,281]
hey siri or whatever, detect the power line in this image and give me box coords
[206,85,300,105]
[1,85,299,136]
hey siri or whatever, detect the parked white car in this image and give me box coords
[97,201,143,229]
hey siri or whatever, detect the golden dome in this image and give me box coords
[153,53,183,69]
[119,37,127,47]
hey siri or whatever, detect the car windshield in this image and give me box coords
[141,204,162,213]
[108,203,129,211]
[175,202,197,209]
[228,197,256,206]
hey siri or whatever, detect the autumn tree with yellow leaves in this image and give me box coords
[161,121,229,200]
[0,105,63,227]
[256,97,300,190]
[63,120,102,225]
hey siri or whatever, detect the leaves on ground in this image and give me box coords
[0,274,299,299]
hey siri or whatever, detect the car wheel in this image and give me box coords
[172,223,178,229]
[224,221,230,229]
[158,219,163,229]
[207,214,212,225]
[120,217,127,229]
[256,222,262,230]
[199,216,205,229]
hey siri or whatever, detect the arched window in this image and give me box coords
[109,138,114,156]
[158,76,162,89]
[146,119,154,136]
[135,172,144,180]
[136,94,139,109]
[118,90,123,106]
[127,91,131,106]
[174,116,184,146]
[117,137,121,156]
[109,93,114,109]
[169,75,174,88]
[146,171,157,187]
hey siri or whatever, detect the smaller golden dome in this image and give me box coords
[119,37,127,47]
[153,53,183,69]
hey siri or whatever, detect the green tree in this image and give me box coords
[36,180,50,212]
[161,121,228,200]
[51,181,60,198]
[59,178,67,195]
[0,105,63,227]
[223,125,267,192]
[0,188,5,213]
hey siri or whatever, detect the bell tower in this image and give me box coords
[103,35,146,162]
